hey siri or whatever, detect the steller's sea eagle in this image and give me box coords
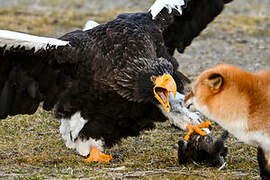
[0,0,232,162]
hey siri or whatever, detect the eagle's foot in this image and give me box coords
[184,121,211,141]
[83,147,113,163]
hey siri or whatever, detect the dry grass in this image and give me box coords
[213,14,270,36]
[0,4,265,180]
[0,107,259,179]
[0,7,140,37]
[0,109,258,179]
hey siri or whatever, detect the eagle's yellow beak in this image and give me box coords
[153,74,177,112]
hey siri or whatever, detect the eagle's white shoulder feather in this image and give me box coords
[83,20,99,31]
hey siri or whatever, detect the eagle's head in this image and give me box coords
[115,57,177,112]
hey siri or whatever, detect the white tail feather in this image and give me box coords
[0,30,69,51]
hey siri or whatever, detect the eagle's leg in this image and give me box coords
[83,147,113,163]
[184,121,211,141]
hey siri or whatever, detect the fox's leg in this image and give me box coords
[257,146,270,180]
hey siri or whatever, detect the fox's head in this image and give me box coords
[184,64,226,119]
[184,64,250,126]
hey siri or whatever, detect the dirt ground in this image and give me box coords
[0,0,269,179]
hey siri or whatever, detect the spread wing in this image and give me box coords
[163,0,233,55]
[0,30,87,119]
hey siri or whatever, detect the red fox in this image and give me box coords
[184,64,270,179]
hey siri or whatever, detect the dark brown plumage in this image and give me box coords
[0,0,233,159]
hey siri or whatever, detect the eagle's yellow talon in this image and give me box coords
[198,121,211,128]
[193,126,207,136]
[184,121,211,141]
[184,134,191,141]
[83,147,113,163]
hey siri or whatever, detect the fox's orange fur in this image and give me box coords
[185,64,270,178]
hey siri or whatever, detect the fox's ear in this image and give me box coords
[207,73,224,93]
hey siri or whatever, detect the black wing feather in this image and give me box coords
[0,0,233,119]
[164,0,232,55]
[0,45,80,119]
